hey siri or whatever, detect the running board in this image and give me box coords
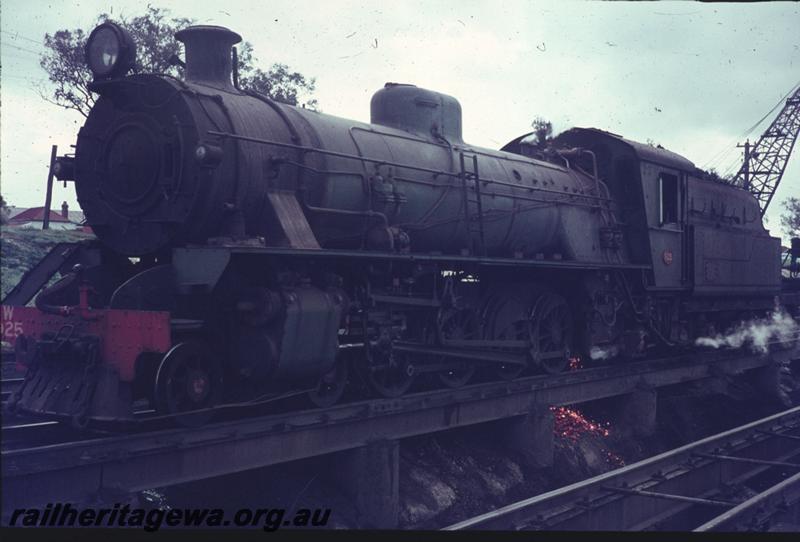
[393,341,527,366]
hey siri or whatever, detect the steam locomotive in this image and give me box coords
[3,23,797,426]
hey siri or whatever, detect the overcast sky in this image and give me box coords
[1,0,799,241]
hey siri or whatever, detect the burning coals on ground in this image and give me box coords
[551,406,625,467]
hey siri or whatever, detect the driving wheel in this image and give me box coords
[154,341,223,426]
[529,292,574,374]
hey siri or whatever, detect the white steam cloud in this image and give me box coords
[590,345,619,360]
[694,307,799,354]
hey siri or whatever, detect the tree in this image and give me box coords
[530,117,553,148]
[237,45,318,110]
[39,6,317,118]
[781,197,800,238]
[702,168,731,184]
[0,194,9,225]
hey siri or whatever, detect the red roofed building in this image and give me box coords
[8,202,84,231]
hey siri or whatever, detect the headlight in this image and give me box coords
[85,22,136,80]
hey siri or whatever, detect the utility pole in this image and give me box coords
[733,84,800,215]
[42,145,58,230]
[736,139,750,190]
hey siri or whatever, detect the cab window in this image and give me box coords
[659,173,679,225]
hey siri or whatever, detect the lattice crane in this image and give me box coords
[734,84,800,215]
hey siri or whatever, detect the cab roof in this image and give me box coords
[502,127,697,172]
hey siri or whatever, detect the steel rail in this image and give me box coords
[1,410,154,450]
[0,420,71,450]
[444,405,800,531]
[1,377,22,402]
[695,470,800,531]
[0,349,775,512]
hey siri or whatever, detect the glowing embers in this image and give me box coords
[568,356,582,371]
[551,406,625,468]
[551,406,609,441]
[604,449,625,467]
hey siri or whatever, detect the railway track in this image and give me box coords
[1,420,77,449]
[0,347,786,516]
[1,377,22,404]
[445,405,800,532]
[1,407,159,450]
[1,357,23,405]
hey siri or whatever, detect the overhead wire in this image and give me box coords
[720,80,800,179]
[701,79,800,175]
[1,29,45,45]
[1,41,44,56]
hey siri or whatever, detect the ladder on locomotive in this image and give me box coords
[459,152,486,256]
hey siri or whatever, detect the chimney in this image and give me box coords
[175,25,242,89]
[61,201,69,220]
